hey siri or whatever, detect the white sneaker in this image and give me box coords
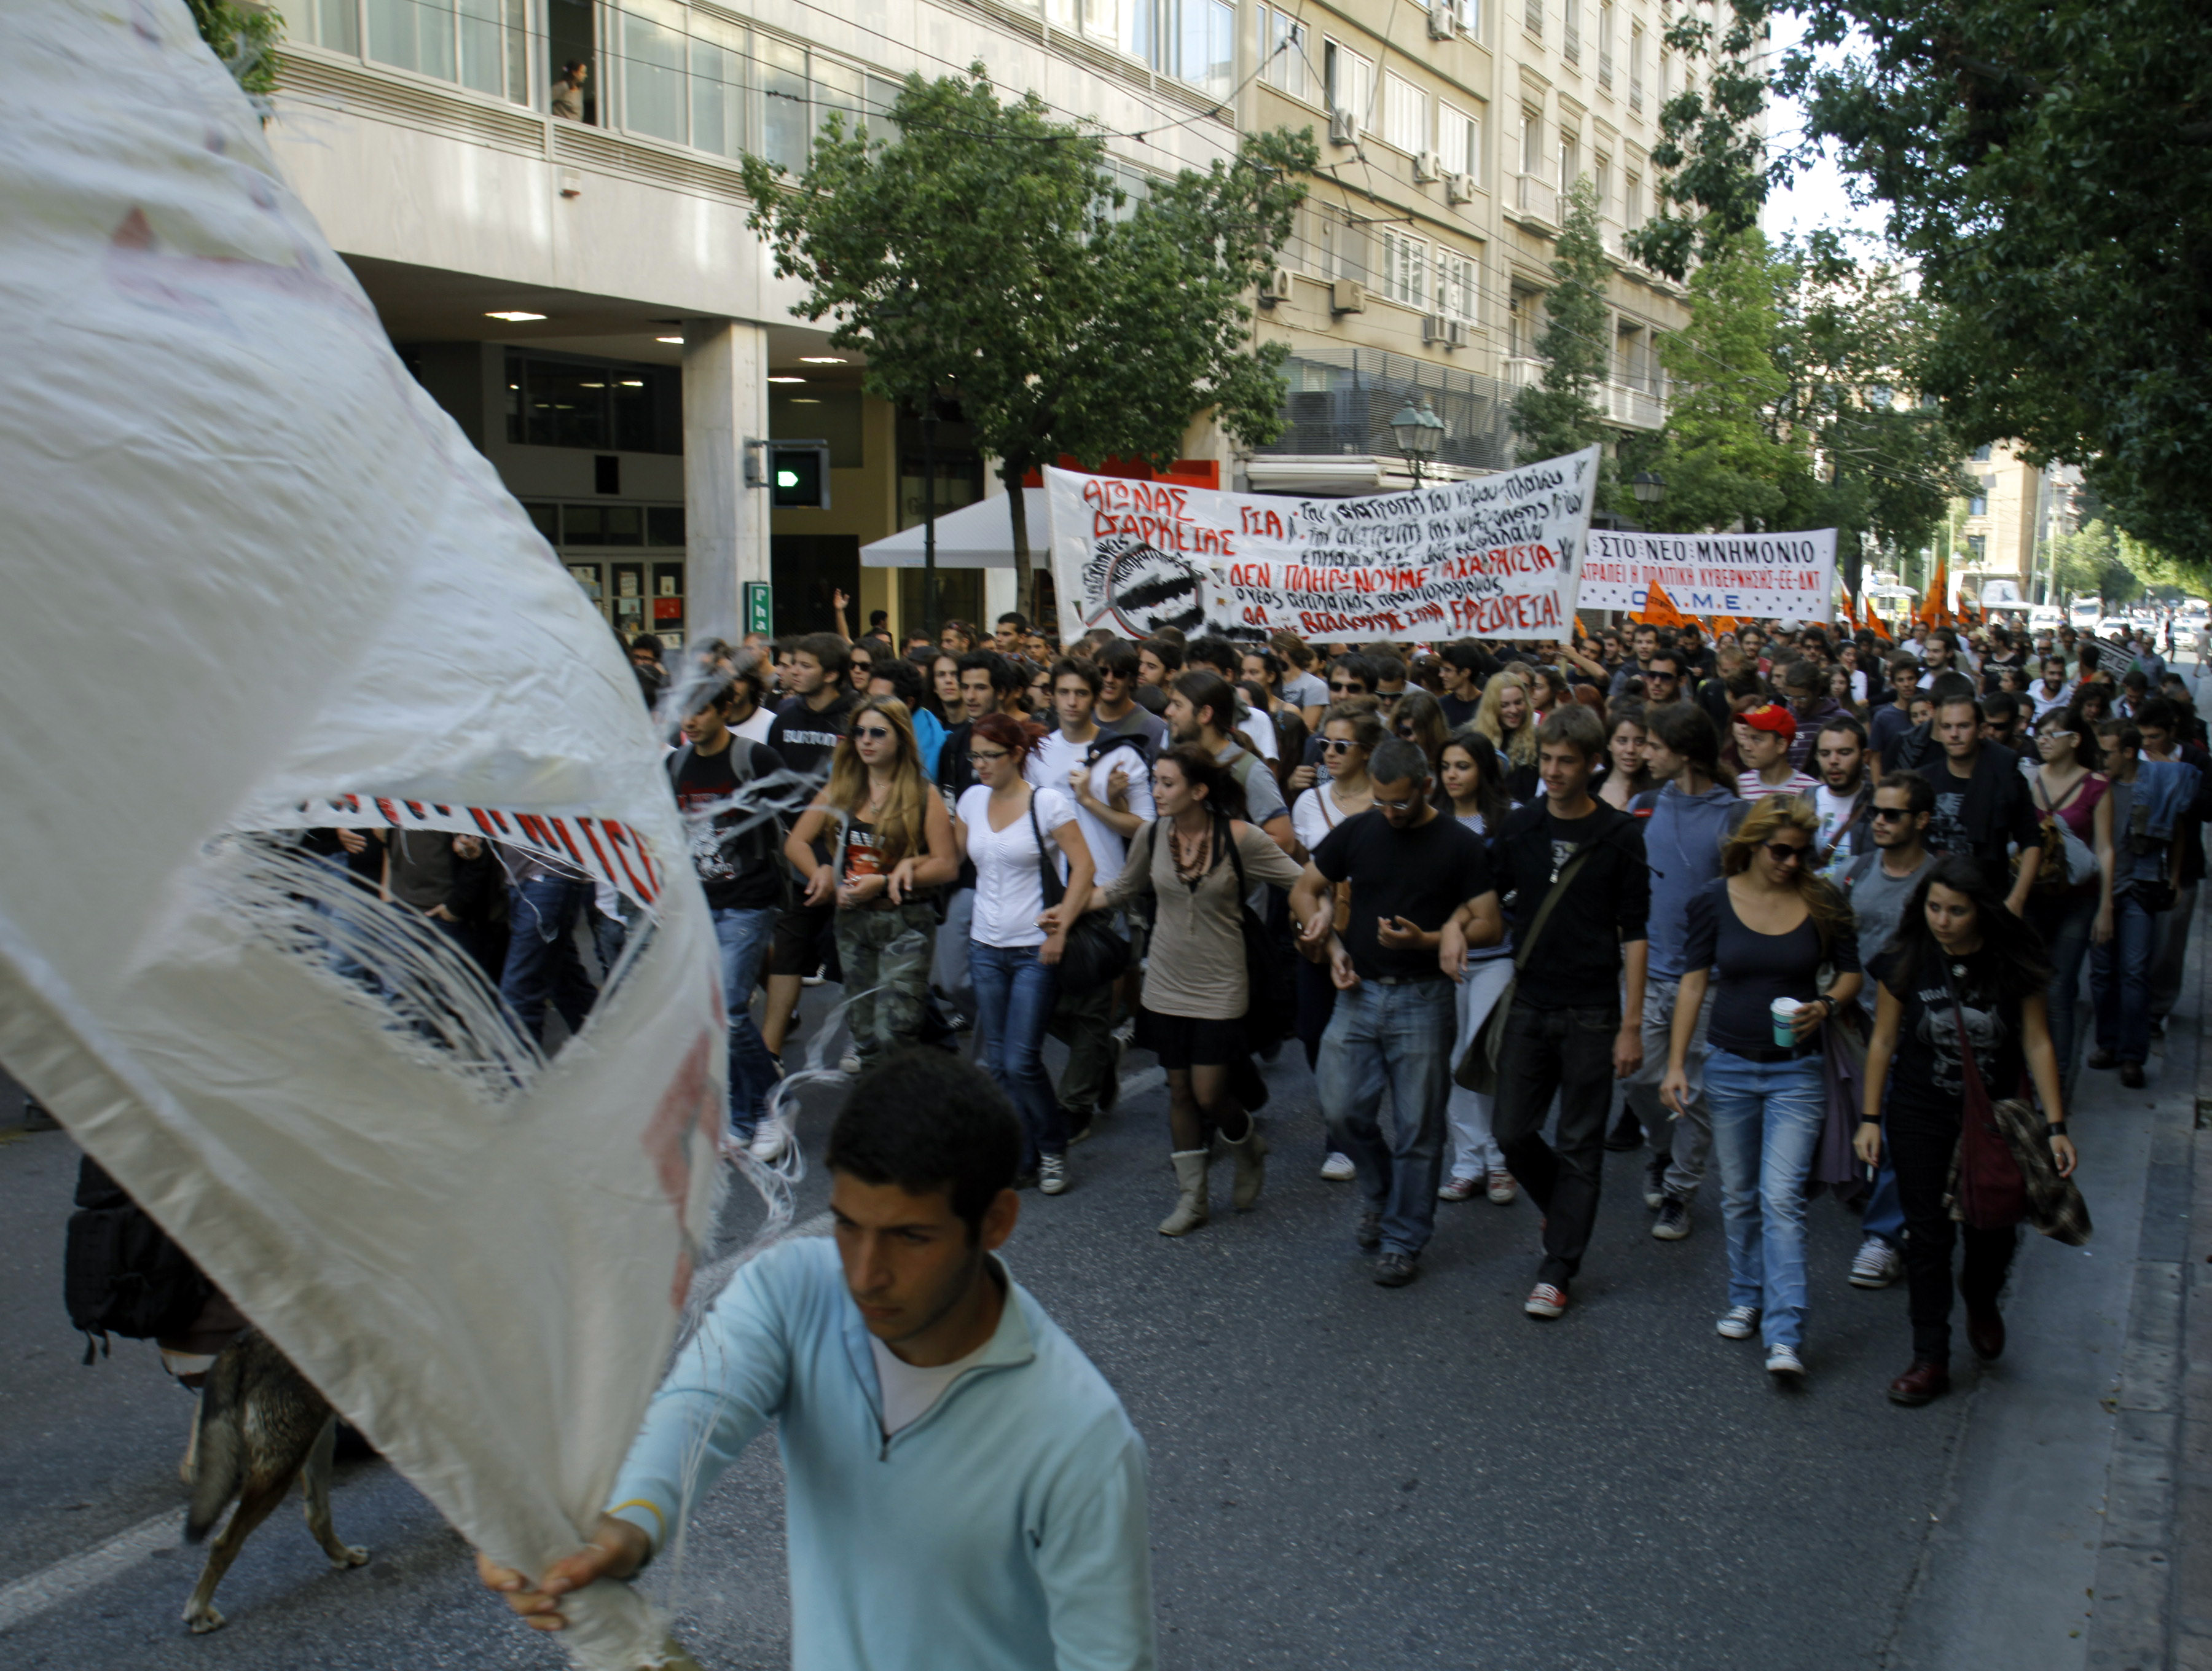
[839,1052,861,1076]
[1320,1152,1357,1182]
[1716,1305,1760,1340]
[1849,1234,1904,1288]
[1039,1154,1069,1195]
[747,1118,790,1163]
[1765,1343,1806,1378]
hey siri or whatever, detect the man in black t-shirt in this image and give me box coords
[1291,739,1503,1286]
[670,683,788,1147]
[762,633,858,1072]
[1484,705,1650,1321]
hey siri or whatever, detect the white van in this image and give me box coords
[2068,597,2104,631]
[2028,605,2063,635]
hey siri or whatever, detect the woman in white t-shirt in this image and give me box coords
[1434,730,1520,1206]
[954,711,1095,1196]
[1290,699,1386,1183]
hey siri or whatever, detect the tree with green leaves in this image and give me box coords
[1512,176,1610,465]
[1636,230,1811,536]
[188,0,281,99]
[1627,0,2212,565]
[1770,232,1971,594]
[740,69,1312,622]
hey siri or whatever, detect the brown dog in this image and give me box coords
[181,1329,369,1633]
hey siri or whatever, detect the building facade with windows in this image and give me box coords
[264,0,1695,641]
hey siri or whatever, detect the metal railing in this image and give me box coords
[1260,348,1517,472]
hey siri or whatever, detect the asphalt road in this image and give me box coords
[0,958,2188,1670]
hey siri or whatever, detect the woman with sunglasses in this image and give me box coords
[1662,797,1861,1380]
[1473,671,1540,801]
[1435,730,1520,1205]
[954,711,1096,1194]
[2025,707,2116,1096]
[1591,705,1653,811]
[845,639,876,699]
[1857,857,2073,1404]
[1291,700,1387,1182]
[1390,689,1450,773]
[1081,745,1304,1232]
[785,699,959,1076]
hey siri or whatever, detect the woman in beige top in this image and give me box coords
[1073,743,1303,1235]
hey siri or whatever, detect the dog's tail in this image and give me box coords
[184,1342,247,1544]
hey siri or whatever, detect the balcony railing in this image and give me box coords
[1513,171,1559,224]
[1605,382,1665,428]
[1502,356,1544,388]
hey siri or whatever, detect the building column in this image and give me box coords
[681,319,769,641]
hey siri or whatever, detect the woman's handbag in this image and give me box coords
[1452,846,1596,1097]
[1027,797,1130,996]
[1220,815,1288,1064]
[1947,995,2029,1231]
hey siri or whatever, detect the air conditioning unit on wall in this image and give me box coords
[1446,171,1477,205]
[1414,149,1442,184]
[1427,2,1457,39]
[1422,313,1449,343]
[1331,280,1367,315]
[1260,267,1295,305]
[1328,106,1359,146]
[1446,319,1470,347]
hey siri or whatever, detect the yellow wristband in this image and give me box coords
[608,1499,667,1550]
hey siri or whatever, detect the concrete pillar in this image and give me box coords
[681,319,769,642]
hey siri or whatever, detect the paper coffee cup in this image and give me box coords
[1770,997,1802,1046]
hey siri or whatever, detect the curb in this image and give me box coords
[2085,888,2204,1669]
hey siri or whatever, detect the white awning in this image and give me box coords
[860,490,1045,568]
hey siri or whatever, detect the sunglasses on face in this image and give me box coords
[1870,806,1915,822]
[1764,842,1809,864]
[1320,737,1357,753]
[853,726,893,741]
[1376,796,1421,812]
[1328,681,1365,693]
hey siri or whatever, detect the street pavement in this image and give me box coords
[0,922,2200,1670]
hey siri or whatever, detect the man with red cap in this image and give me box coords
[1733,703,1819,800]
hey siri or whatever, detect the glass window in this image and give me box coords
[524,503,560,545]
[1379,230,1429,308]
[293,0,360,55]
[1625,173,1643,228]
[367,0,455,81]
[1630,23,1645,110]
[1440,251,1477,320]
[1325,40,1373,130]
[689,20,747,158]
[814,58,864,143]
[508,354,682,454]
[1563,0,1580,60]
[761,37,810,171]
[647,506,688,546]
[1524,0,1542,38]
[1383,73,1427,155]
[620,0,688,144]
[865,74,903,140]
[1441,103,1481,176]
[1261,8,1308,100]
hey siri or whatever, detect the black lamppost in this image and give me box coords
[1389,396,1446,486]
[1631,470,1667,506]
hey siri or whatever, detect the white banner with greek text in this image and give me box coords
[1046,448,1600,644]
[1575,526,1838,620]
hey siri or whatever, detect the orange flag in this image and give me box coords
[1711,614,1741,637]
[1634,579,1687,627]
[1574,612,1588,640]
[1923,554,1949,627]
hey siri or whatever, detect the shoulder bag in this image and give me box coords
[1452,838,1597,1096]
[1028,795,1129,996]
[1944,989,2028,1231]
[1220,816,1288,1081]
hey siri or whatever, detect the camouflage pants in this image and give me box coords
[834,900,938,1068]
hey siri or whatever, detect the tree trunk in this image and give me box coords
[1004,460,1033,628]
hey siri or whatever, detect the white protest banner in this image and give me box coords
[1046,447,1599,644]
[1576,526,1838,620]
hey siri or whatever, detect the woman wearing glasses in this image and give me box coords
[954,711,1096,1194]
[1290,700,1387,1183]
[2025,707,2115,1095]
[784,699,958,1076]
[1661,797,1861,1380]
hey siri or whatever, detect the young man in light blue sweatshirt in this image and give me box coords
[478,1052,1156,1670]
[1626,702,1746,1241]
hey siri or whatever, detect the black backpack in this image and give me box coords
[64,1156,212,1364]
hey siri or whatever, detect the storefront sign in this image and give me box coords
[742,580,774,637]
[1576,527,1838,620]
[1045,448,1599,644]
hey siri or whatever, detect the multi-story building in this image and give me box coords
[1955,441,2046,607]
[262,0,1693,643]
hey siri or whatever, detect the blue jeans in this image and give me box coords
[500,877,597,1045]
[1317,979,1457,1258]
[713,905,780,1139]
[970,941,1063,1167]
[1862,1156,1905,1246]
[1704,1048,1827,1352]
[2091,891,2159,1066]
[2027,890,2096,1100]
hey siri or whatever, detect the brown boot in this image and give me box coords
[1886,1360,1951,1406]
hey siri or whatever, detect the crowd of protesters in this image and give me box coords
[369,603,2197,1407]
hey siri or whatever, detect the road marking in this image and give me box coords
[0,1509,178,1635]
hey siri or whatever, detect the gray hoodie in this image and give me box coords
[1634,780,1747,980]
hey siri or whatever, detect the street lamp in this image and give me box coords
[1389,396,1446,485]
[1632,470,1667,505]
